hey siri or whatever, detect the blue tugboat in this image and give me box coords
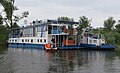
[8,19,116,50]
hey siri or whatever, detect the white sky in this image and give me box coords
[1,0,120,27]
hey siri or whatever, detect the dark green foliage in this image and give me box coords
[104,17,116,31]
[0,0,29,29]
[0,46,7,54]
[77,16,91,35]
[0,25,7,45]
[0,0,27,45]
[102,17,118,45]
[0,15,3,25]
[0,0,14,28]
[78,16,91,29]
[115,23,120,33]
[58,16,74,21]
[114,32,120,45]
[114,21,120,45]
[105,32,115,44]
[12,22,20,28]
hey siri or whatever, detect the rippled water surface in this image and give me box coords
[0,47,120,73]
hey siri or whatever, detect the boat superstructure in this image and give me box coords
[80,27,116,49]
[8,19,116,50]
[8,19,79,49]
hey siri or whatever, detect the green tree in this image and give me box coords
[58,16,74,21]
[0,0,29,29]
[0,0,14,28]
[115,20,120,33]
[104,17,116,31]
[104,31,116,44]
[0,25,7,45]
[78,16,91,29]
[12,22,19,28]
[77,16,91,35]
[103,17,116,44]
[114,20,120,45]
[0,0,27,45]
[0,15,3,25]
[114,32,120,45]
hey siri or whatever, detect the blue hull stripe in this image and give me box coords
[80,43,115,49]
[8,43,115,50]
[8,43,45,49]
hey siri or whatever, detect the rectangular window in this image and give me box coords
[44,39,46,43]
[12,39,14,42]
[40,39,42,42]
[37,27,41,32]
[38,39,39,42]
[89,40,92,43]
[31,39,33,43]
[15,39,17,42]
[28,39,29,42]
[48,25,52,34]
[93,40,97,43]
[23,28,33,37]
[22,39,24,42]
[53,26,57,30]
[25,39,27,42]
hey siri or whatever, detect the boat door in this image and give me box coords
[51,35,56,48]
[50,35,65,47]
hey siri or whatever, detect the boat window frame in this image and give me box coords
[44,39,46,43]
[22,39,24,42]
[40,39,42,42]
[31,39,33,43]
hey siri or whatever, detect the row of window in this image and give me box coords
[9,39,46,43]
[89,40,97,43]
[9,39,17,42]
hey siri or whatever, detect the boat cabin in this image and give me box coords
[8,19,79,48]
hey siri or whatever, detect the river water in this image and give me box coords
[0,47,120,73]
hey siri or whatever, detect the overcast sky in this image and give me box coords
[2,0,120,27]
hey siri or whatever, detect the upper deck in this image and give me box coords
[9,19,79,38]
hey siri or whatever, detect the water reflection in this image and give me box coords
[46,50,120,73]
[0,47,120,73]
[0,46,7,54]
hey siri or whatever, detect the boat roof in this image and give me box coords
[11,19,79,30]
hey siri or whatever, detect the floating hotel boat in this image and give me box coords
[8,19,116,50]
